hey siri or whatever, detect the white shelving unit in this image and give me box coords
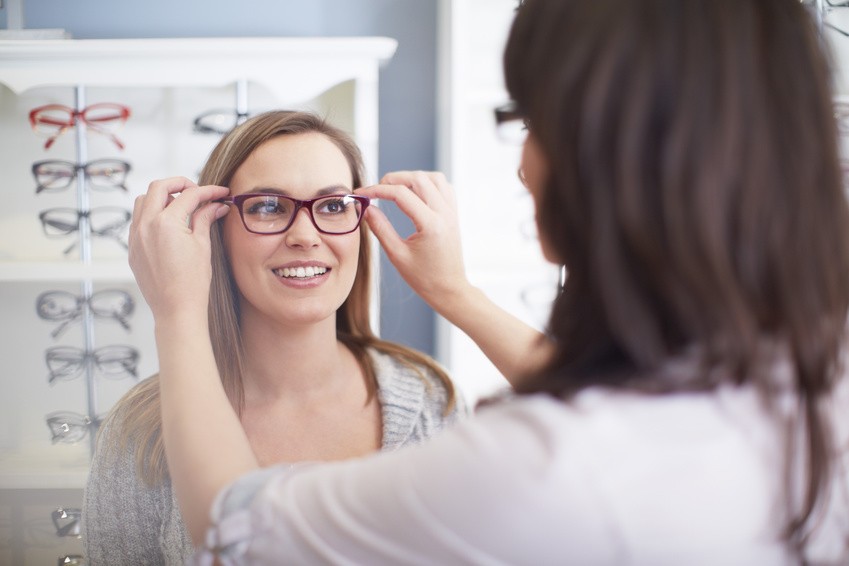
[437,0,560,404]
[0,36,395,566]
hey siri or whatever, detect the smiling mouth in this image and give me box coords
[272,266,329,279]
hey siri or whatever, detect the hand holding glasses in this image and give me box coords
[218,193,370,235]
[29,103,131,150]
[32,159,131,194]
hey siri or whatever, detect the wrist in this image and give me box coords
[425,280,483,325]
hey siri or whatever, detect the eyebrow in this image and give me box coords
[245,185,352,197]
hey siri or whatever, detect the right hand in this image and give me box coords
[355,171,471,310]
[128,177,230,321]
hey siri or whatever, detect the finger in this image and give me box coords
[357,184,434,233]
[380,171,440,209]
[153,182,229,227]
[362,206,409,264]
[189,202,230,234]
[128,194,145,249]
[171,184,231,218]
[381,171,453,211]
[142,176,199,212]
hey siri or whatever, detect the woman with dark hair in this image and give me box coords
[81,110,464,564]
[129,0,849,563]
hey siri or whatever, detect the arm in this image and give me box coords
[128,178,259,544]
[191,399,611,565]
[356,171,553,384]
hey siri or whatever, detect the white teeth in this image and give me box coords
[275,266,327,279]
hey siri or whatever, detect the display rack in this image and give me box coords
[0,35,396,488]
[0,35,396,566]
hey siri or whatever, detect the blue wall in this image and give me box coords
[2,0,439,356]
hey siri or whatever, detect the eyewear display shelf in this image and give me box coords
[436,0,562,405]
[0,38,395,564]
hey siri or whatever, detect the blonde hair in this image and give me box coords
[110,111,456,486]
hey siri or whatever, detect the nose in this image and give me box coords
[284,207,321,248]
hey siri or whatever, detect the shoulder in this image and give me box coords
[367,347,468,449]
[438,391,786,560]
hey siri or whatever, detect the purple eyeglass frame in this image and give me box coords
[217,192,370,235]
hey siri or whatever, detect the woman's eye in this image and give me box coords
[247,199,285,215]
[317,198,347,215]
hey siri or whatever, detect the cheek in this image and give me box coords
[521,135,562,265]
[520,134,547,202]
[334,234,362,286]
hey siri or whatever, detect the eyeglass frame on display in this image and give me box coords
[32,158,131,194]
[45,411,102,445]
[192,108,252,135]
[38,206,131,254]
[45,344,140,385]
[29,102,131,150]
[36,288,135,338]
[51,507,82,538]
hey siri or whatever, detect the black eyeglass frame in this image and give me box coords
[32,158,131,194]
[218,192,371,236]
[494,101,525,126]
[494,101,531,145]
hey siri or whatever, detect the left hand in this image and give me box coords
[356,171,471,309]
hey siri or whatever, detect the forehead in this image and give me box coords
[230,132,353,196]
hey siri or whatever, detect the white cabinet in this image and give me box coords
[0,37,394,565]
[437,1,560,404]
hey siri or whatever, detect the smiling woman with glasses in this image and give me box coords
[81,110,466,565]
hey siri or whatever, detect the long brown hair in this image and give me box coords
[505,0,849,549]
[112,111,456,485]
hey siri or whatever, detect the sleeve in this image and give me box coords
[82,412,168,566]
[189,398,617,566]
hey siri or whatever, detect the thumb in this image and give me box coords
[191,203,230,234]
[364,207,407,263]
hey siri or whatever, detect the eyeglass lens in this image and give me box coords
[36,289,135,338]
[33,159,131,193]
[236,194,367,234]
[45,345,139,384]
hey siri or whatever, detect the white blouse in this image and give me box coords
[191,382,849,565]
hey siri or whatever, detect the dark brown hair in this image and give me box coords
[112,111,456,485]
[505,0,849,550]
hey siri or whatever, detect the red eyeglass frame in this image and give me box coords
[29,103,131,150]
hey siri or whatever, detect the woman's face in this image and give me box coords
[521,132,560,264]
[223,132,360,329]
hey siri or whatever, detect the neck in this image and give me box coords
[238,310,356,403]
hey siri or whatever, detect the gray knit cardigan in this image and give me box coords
[82,348,467,565]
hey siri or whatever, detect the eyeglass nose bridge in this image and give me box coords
[284,200,326,236]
